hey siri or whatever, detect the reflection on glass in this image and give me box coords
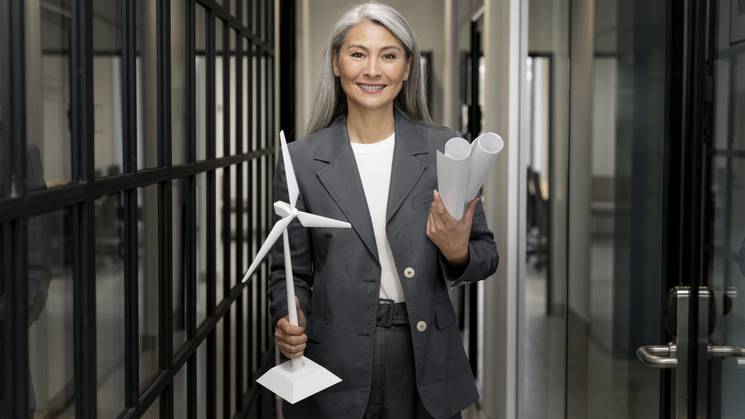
[564,0,666,417]
[26,0,73,188]
[216,320,224,419]
[172,0,188,165]
[27,209,75,418]
[197,173,208,324]
[216,168,226,304]
[174,364,187,419]
[242,38,250,154]
[94,0,124,177]
[216,19,225,159]
[230,31,237,156]
[197,343,207,419]
[230,164,238,286]
[138,184,159,388]
[173,178,187,350]
[136,0,159,170]
[196,5,208,161]
[141,396,159,419]
[95,193,125,417]
[708,1,745,416]
[230,304,237,417]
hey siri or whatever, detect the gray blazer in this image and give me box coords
[268,111,499,419]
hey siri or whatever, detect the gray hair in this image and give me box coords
[306,1,432,135]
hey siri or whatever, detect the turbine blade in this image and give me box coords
[241,217,292,283]
[280,131,299,208]
[296,211,351,229]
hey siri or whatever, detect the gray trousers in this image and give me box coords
[363,323,463,419]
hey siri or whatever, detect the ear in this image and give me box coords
[332,50,340,77]
[404,56,413,81]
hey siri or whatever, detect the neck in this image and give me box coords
[346,104,395,144]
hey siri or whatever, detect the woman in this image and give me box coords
[268,2,499,418]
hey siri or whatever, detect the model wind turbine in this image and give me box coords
[241,131,348,404]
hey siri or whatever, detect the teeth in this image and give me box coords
[359,84,384,91]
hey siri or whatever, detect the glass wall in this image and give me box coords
[708,0,745,416]
[1,1,279,417]
[520,0,571,416]
[565,0,666,417]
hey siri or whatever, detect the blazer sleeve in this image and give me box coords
[267,154,314,327]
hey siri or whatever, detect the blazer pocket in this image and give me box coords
[306,316,326,343]
[411,190,434,209]
[434,305,456,330]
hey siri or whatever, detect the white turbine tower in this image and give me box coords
[243,131,348,404]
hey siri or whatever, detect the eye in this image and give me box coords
[351,52,364,58]
[383,53,397,60]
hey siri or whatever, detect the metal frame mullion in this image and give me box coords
[234,9,245,407]
[121,0,140,411]
[6,2,29,416]
[221,18,233,419]
[156,1,176,418]
[70,0,98,418]
[205,8,218,419]
[184,1,197,417]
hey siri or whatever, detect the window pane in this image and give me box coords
[138,184,159,388]
[196,173,208,324]
[141,396,159,419]
[172,0,188,165]
[173,178,187,351]
[95,193,125,417]
[26,0,73,188]
[229,31,237,156]
[136,0,159,170]
[1,4,8,198]
[242,38,249,154]
[216,19,225,159]
[216,168,226,304]
[28,210,75,417]
[230,304,237,417]
[230,164,237,287]
[196,5,208,161]
[174,364,187,419]
[216,320,224,419]
[197,343,207,419]
[93,0,124,177]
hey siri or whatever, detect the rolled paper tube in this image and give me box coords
[465,132,504,201]
[436,137,471,219]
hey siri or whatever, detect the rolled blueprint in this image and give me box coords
[436,132,504,219]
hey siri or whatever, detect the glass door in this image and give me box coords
[706,0,745,416]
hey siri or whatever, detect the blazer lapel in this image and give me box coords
[315,115,380,263]
[385,111,428,225]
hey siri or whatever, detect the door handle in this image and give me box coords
[636,344,678,368]
[708,345,745,359]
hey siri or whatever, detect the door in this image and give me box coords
[634,0,745,418]
[705,0,745,416]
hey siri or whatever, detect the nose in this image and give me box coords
[363,56,381,78]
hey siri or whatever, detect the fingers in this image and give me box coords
[276,316,304,336]
[275,315,308,359]
[463,197,479,223]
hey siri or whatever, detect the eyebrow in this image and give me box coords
[345,44,403,52]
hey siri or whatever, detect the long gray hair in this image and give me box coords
[306,1,432,135]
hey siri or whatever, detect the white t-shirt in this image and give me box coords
[350,132,405,302]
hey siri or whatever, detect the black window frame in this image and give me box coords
[0,0,278,418]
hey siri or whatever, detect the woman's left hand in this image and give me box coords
[426,190,478,267]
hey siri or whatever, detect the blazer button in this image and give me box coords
[404,267,416,279]
[416,321,427,332]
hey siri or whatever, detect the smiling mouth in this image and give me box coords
[357,83,387,93]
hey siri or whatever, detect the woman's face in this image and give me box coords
[333,21,412,114]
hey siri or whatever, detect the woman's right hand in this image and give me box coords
[274,297,308,359]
